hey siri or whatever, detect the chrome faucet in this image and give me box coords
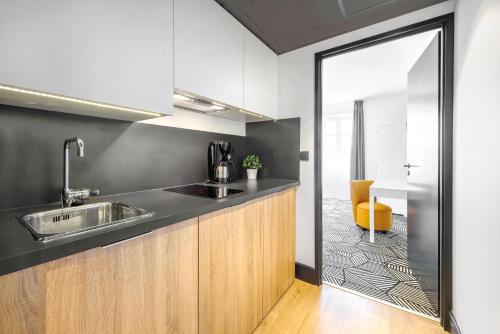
[62,137,99,207]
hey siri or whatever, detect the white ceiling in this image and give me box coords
[322,29,439,106]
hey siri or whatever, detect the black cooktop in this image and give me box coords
[164,184,243,199]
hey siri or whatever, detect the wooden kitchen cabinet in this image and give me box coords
[262,188,297,315]
[199,204,263,334]
[199,188,297,333]
[84,219,199,334]
[0,188,296,334]
[0,218,198,334]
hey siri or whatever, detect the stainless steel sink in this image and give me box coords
[19,202,154,241]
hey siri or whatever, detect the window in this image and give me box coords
[322,112,353,200]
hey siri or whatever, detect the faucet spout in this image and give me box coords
[63,138,84,193]
[65,137,84,157]
[76,138,84,157]
[62,138,97,207]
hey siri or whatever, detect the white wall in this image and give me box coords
[140,107,246,136]
[453,0,500,332]
[364,93,407,216]
[278,1,455,267]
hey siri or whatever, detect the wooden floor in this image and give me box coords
[255,280,448,334]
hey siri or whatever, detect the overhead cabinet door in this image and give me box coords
[174,0,244,108]
[0,0,174,116]
[243,28,278,119]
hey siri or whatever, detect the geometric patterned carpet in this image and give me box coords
[322,198,438,317]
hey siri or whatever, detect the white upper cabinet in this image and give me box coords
[243,28,278,119]
[174,0,244,108]
[0,0,173,118]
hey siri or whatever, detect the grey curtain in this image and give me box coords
[350,100,365,180]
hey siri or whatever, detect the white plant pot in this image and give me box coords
[246,168,258,180]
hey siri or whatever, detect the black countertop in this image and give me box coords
[0,178,299,277]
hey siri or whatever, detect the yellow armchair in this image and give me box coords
[350,180,392,232]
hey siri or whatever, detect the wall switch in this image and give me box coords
[300,151,309,161]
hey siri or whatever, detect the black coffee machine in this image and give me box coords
[207,141,234,183]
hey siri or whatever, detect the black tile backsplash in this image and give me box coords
[246,118,300,180]
[0,105,300,210]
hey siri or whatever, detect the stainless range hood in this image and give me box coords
[173,88,272,123]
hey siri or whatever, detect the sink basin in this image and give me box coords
[19,202,154,241]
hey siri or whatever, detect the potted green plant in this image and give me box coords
[242,154,262,180]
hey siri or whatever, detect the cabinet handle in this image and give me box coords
[102,231,152,249]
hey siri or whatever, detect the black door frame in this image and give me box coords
[314,14,454,329]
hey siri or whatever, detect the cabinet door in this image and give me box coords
[175,0,244,107]
[199,204,263,334]
[263,188,296,315]
[0,218,198,334]
[0,0,173,115]
[243,28,278,119]
[86,219,199,334]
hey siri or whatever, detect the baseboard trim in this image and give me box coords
[449,311,462,334]
[295,262,317,285]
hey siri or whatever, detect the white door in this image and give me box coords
[406,32,440,313]
[377,124,407,215]
[377,124,407,180]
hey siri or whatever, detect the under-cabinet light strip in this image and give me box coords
[238,109,265,118]
[0,84,163,117]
